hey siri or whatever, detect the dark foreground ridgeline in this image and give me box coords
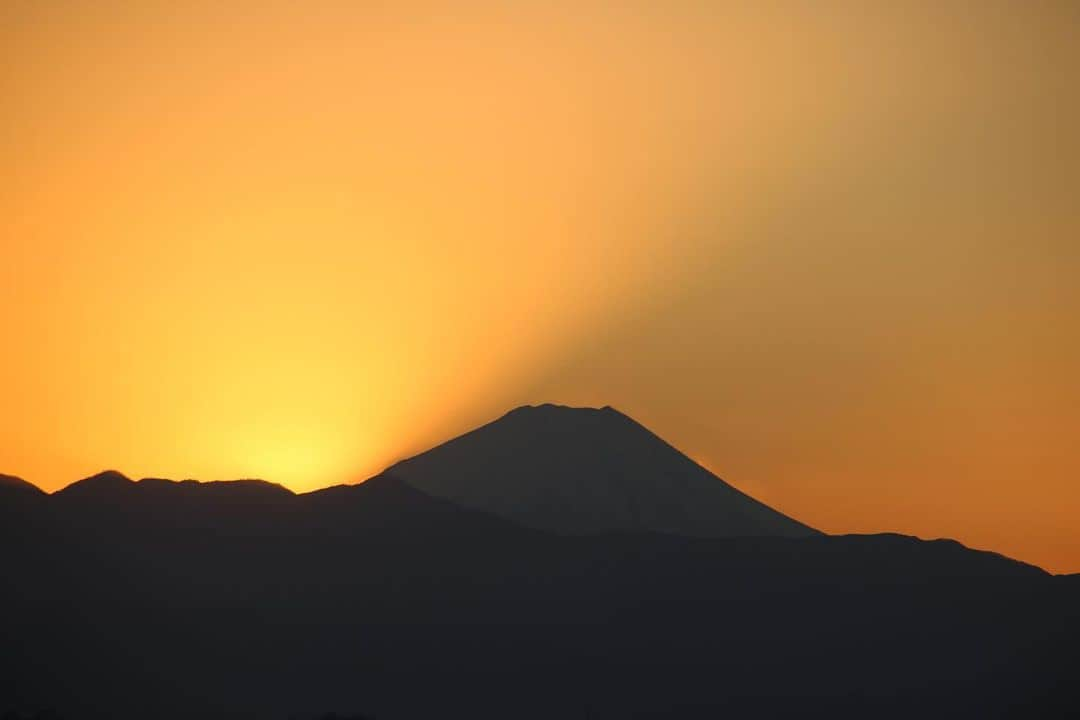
[2,406,1076,719]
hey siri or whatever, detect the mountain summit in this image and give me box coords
[0,473,44,497]
[387,404,818,538]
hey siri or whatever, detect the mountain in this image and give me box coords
[0,473,44,498]
[297,473,540,539]
[53,469,134,497]
[54,470,293,503]
[1,408,1077,719]
[388,403,817,538]
[31,470,519,539]
[0,473,46,520]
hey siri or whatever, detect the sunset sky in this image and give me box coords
[3,2,1078,572]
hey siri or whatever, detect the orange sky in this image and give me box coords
[3,2,1078,573]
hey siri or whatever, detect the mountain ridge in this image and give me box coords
[0,473,44,496]
[2,405,1068,575]
[3,407,1076,718]
[388,403,819,538]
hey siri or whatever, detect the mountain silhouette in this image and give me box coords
[52,469,134,497]
[0,472,44,507]
[55,470,293,503]
[297,473,540,538]
[1,406,1077,719]
[0,473,43,497]
[389,404,817,537]
[0,473,46,521]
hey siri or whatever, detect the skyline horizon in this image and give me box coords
[6,401,1074,576]
[6,1,1079,582]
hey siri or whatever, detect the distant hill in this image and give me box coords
[1,407,1076,719]
[0,473,44,497]
[0,473,46,521]
[389,404,818,537]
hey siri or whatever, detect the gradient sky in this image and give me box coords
[3,1,1078,572]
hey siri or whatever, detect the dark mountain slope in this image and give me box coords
[52,470,135,499]
[389,404,817,537]
[0,473,47,524]
[2,470,1076,719]
[1,411,1076,719]
[0,473,44,497]
[297,473,542,539]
